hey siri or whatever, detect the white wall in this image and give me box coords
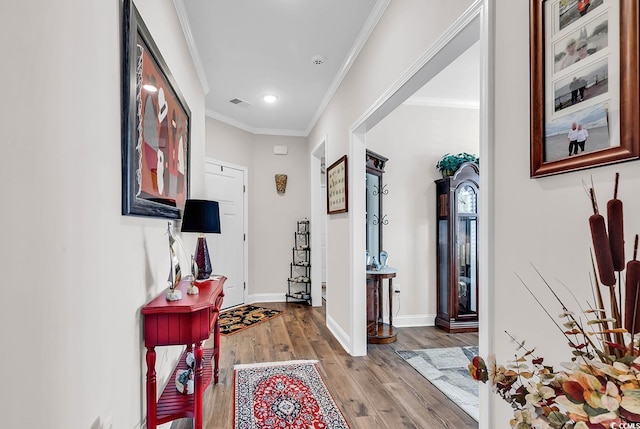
[0,1,205,428]
[366,104,479,322]
[308,0,475,347]
[249,135,310,298]
[205,117,310,301]
[205,117,254,167]
[490,0,640,425]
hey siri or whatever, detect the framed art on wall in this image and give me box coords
[530,0,639,178]
[327,155,348,214]
[121,0,190,218]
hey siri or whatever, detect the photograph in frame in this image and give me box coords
[552,57,608,112]
[553,10,609,73]
[544,102,610,162]
[529,0,639,178]
[556,0,605,33]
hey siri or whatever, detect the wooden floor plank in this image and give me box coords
[171,301,478,429]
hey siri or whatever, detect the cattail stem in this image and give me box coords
[590,188,599,215]
[591,250,612,355]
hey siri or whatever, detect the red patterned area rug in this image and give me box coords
[234,360,350,429]
[219,305,282,336]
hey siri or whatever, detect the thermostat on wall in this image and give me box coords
[273,145,288,155]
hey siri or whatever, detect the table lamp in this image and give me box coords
[181,199,221,280]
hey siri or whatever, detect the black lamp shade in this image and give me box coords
[181,200,221,234]
[181,199,221,280]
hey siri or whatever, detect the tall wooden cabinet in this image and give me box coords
[435,162,479,333]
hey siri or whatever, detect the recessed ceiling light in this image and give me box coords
[263,94,278,104]
[143,84,158,92]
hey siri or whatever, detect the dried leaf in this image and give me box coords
[605,341,627,351]
[548,411,570,426]
[587,318,617,325]
[563,380,585,403]
[589,328,628,335]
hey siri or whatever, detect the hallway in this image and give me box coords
[174,302,478,429]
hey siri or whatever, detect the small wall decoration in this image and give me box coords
[275,174,287,194]
[327,155,348,214]
[121,0,190,218]
[529,0,639,178]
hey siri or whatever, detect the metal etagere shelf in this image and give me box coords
[286,219,311,305]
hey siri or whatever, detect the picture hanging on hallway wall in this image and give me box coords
[530,0,639,178]
[121,0,191,219]
[327,155,348,214]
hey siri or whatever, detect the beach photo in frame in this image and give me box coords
[327,155,348,214]
[121,0,190,218]
[530,0,639,178]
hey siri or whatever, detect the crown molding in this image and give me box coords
[173,0,210,94]
[205,109,307,137]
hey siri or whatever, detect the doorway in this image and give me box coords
[204,159,248,309]
[310,136,328,307]
[347,1,489,358]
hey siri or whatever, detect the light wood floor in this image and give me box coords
[173,301,479,429]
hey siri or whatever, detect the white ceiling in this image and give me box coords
[409,41,480,109]
[175,0,479,137]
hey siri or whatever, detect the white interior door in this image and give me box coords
[205,161,246,309]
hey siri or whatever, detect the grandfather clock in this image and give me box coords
[435,162,479,333]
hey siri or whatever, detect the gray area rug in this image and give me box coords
[396,346,478,421]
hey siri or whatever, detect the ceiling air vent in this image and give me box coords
[229,98,253,107]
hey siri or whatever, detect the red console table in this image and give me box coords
[141,276,226,429]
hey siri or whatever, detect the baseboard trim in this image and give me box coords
[326,313,351,354]
[245,294,435,336]
[247,293,287,303]
[384,313,436,327]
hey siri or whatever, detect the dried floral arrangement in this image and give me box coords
[469,173,640,428]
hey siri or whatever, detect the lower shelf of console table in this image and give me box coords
[156,347,216,425]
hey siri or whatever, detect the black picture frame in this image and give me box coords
[122,0,190,218]
[530,0,639,178]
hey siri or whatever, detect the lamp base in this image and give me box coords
[187,284,199,295]
[194,236,212,280]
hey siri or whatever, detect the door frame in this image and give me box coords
[204,158,249,307]
[348,0,487,356]
[310,135,328,307]
[346,0,494,425]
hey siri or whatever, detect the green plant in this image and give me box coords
[435,152,479,176]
